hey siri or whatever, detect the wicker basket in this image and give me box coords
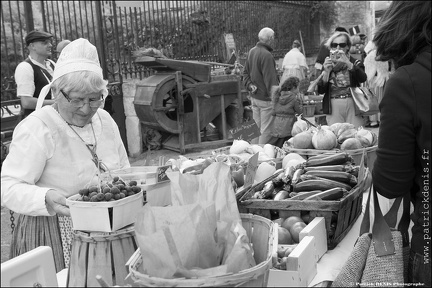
[302,104,316,117]
[282,145,377,172]
[127,213,276,287]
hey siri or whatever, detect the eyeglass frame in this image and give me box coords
[60,89,104,109]
[330,42,348,49]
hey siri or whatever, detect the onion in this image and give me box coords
[337,128,357,144]
[230,140,251,154]
[334,123,356,138]
[292,130,314,149]
[291,115,308,136]
[312,126,338,150]
[355,127,374,147]
[341,138,363,150]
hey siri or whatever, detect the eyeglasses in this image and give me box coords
[60,90,103,109]
[330,42,348,48]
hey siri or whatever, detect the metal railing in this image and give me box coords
[1,0,319,101]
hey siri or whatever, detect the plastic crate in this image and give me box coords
[66,191,143,232]
[107,166,164,185]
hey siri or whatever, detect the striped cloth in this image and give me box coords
[9,214,72,273]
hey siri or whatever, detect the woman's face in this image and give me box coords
[56,90,104,127]
[330,35,350,55]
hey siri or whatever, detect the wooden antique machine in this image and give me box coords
[134,56,243,154]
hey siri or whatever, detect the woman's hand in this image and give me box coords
[323,57,333,72]
[46,189,71,217]
[336,52,353,69]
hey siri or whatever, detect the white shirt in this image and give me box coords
[1,106,130,216]
[282,48,308,71]
[14,55,55,97]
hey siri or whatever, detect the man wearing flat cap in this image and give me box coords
[14,30,56,118]
[280,39,309,84]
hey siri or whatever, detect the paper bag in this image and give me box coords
[167,162,256,273]
[167,162,241,224]
[134,202,221,278]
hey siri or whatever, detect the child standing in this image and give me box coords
[270,76,303,148]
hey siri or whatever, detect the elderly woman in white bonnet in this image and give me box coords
[1,38,130,272]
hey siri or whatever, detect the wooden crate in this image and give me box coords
[238,156,368,250]
[238,184,364,250]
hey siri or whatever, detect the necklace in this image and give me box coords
[68,122,107,172]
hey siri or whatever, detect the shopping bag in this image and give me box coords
[332,183,406,287]
[383,194,411,283]
[349,86,380,116]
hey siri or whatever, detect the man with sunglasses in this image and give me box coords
[14,30,56,119]
[317,31,367,128]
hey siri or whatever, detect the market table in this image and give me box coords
[56,188,407,287]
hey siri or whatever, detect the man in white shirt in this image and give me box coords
[280,39,309,84]
[14,30,56,118]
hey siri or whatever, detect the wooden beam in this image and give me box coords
[175,71,185,154]
[186,80,238,96]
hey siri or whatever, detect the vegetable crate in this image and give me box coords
[238,163,368,250]
[283,145,377,172]
[125,213,276,287]
[66,191,144,232]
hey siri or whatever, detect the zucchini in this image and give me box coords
[271,186,284,199]
[303,187,346,201]
[307,153,339,160]
[304,165,347,172]
[304,170,358,187]
[299,174,320,182]
[305,152,352,167]
[292,177,352,192]
[289,190,323,200]
[273,190,290,200]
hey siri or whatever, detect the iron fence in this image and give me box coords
[1,0,320,103]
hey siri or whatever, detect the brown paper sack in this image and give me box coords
[134,202,221,278]
[167,162,241,224]
[167,162,256,273]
